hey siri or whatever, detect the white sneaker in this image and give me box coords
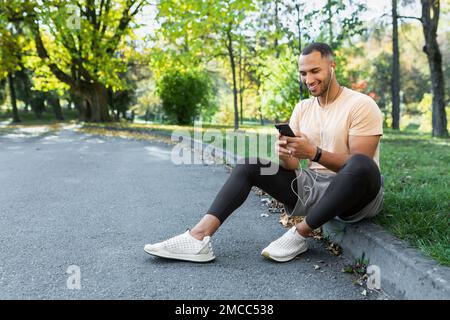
[261,226,309,262]
[144,230,215,262]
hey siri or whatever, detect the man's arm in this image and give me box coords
[311,135,380,172]
[285,134,380,172]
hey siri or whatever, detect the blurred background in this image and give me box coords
[0,0,448,136]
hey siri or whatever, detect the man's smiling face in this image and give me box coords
[298,51,335,97]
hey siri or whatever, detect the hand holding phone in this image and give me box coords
[275,123,296,137]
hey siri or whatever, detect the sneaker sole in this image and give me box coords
[144,247,215,263]
[261,246,308,262]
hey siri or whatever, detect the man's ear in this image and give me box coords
[331,61,336,72]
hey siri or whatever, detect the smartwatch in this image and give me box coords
[312,146,322,162]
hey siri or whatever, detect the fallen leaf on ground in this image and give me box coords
[326,242,342,256]
[278,213,303,228]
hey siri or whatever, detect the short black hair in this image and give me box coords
[301,42,334,59]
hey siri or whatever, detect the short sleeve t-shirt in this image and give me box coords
[289,87,383,174]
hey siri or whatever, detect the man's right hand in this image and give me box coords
[275,132,299,170]
[275,132,292,158]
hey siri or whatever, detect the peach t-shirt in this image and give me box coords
[289,87,383,174]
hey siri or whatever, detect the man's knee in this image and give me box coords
[236,157,259,165]
[341,154,379,177]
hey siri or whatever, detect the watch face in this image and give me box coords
[313,147,322,162]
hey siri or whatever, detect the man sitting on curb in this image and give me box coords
[144,42,384,263]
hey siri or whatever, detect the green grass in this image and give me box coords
[376,129,450,266]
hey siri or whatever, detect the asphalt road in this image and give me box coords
[0,125,384,299]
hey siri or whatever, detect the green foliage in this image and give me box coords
[150,0,209,77]
[157,69,215,125]
[366,52,392,112]
[260,49,300,122]
[0,2,22,78]
[32,0,143,91]
[318,0,367,49]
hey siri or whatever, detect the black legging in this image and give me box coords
[206,154,381,229]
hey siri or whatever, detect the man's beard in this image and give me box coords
[305,72,332,97]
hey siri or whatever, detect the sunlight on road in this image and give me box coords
[144,146,171,161]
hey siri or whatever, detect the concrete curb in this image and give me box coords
[323,219,450,300]
[82,124,450,300]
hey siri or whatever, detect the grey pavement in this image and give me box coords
[0,126,386,299]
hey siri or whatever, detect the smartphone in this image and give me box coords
[275,123,296,137]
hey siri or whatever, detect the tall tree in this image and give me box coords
[202,0,255,130]
[420,0,448,137]
[391,0,401,129]
[398,0,448,136]
[0,0,30,122]
[238,34,245,125]
[27,0,145,122]
[283,1,312,99]
[273,0,281,58]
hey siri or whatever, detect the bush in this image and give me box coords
[157,70,215,125]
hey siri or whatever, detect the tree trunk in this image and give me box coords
[69,90,83,119]
[296,4,304,100]
[274,0,280,58]
[327,0,333,44]
[8,73,20,123]
[226,29,239,131]
[421,0,448,137]
[31,93,45,119]
[238,44,244,125]
[47,95,64,120]
[77,82,111,122]
[391,0,401,130]
[32,27,110,123]
[255,81,264,126]
[79,99,88,121]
